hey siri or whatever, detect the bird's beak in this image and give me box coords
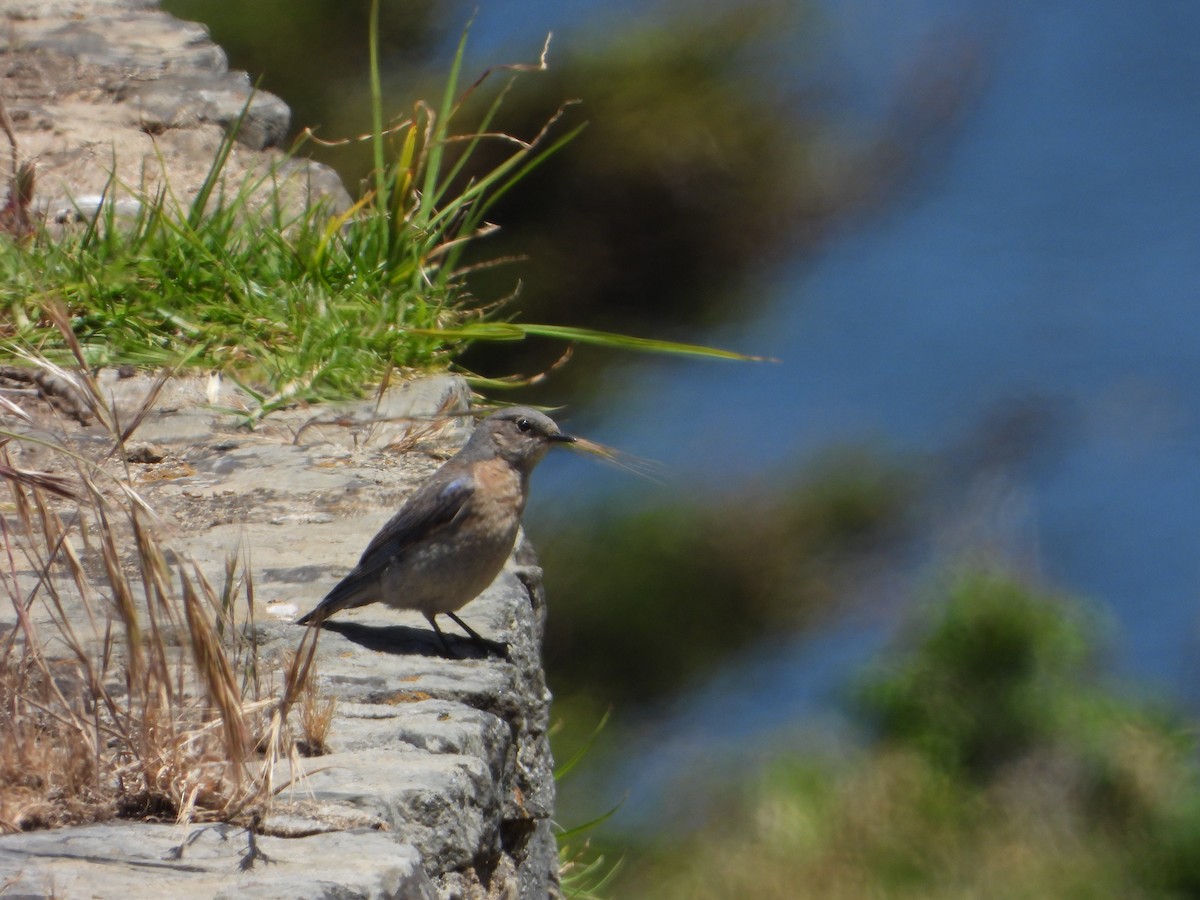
[549,431,577,444]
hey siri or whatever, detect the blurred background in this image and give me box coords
[163,0,1200,894]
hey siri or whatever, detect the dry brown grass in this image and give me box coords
[284,649,337,758]
[0,321,321,834]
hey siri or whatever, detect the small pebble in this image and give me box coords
[125,442,165,464]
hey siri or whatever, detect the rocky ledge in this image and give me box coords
[0,1,560,897]
[1,0,348,222]
[0,373,562,899]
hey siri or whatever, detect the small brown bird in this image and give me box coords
[297,407,575,654]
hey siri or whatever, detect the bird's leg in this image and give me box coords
[446,611,487,644]
[447,611,509,659]
[424,612,457,658]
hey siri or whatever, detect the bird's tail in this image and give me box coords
[295,605,327,627]
[296,569,375,626]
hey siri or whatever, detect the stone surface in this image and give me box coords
[271,567,559,890]
[0,373,563,898]
[0,822,437,899]
[0,0,351,220]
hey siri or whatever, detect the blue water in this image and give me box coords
[395,0,1200,821]
[505,0,1200,824]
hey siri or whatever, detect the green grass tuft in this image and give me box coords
[0,9,757,420]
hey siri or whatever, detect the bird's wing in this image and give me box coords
[357,472,475,567]
[295,472,475,625]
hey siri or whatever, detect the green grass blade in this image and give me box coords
[410,322,774,362]
[368,0,389,252]
[555,706,612,781]
[418,23,472,223]
[555,799,625,840]
[187,94,253,228]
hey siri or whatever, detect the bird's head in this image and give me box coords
[474,407,576,472]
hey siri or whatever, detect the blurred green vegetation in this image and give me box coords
[615,571,1200,898]
[541,449,914,714]
[460,4,837,331]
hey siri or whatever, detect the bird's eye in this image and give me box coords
[516,418,533,432]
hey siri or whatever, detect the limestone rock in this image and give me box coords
[0,0,351,219]
[0,822,438,899]
[0,374,562,898]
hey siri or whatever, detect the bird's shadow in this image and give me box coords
[316,620,503,660]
